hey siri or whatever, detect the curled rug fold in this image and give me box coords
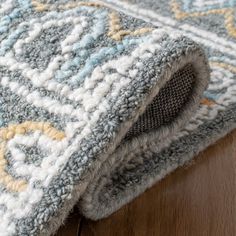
[0,0,217,235]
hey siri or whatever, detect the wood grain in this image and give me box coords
[55,130,236,236]
[55,208,81,236]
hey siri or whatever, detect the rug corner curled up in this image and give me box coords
[0,1,210,235]
[77,31,211,221]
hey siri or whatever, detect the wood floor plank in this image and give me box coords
[79,130,236,236]
[55,208,82,236]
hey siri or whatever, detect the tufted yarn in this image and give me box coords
[0,0,234,235]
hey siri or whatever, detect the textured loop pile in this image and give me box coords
[3,0,236,235]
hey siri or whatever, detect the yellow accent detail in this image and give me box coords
[170,0,236,38]
[0,121,65,192]
[32,0,104,12]
[60,2,103,10]
[108,11,152,41]
[224,9,236,38]
[210,61,236,74]
[31,0,49,11]
[200,98,215,106]
[31,1,153,41]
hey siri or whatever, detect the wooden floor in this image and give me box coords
[55,130,236,236]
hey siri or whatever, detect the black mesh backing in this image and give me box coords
[124,64,195,140]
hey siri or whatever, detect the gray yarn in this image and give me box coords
[2,0,235,235]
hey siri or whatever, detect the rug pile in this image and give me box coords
[0,0,235,235]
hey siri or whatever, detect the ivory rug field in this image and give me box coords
[0,0,235,235]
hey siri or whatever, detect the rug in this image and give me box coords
[0,0,234,235]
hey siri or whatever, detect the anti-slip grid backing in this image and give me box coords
[125,64,195,139]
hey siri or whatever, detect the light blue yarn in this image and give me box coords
[70,38,146,86]
[0,4,97,56]
[0,26,27,56]
[55,8,148,86]
[55,9,107,82]
[0,0,31,54]
[183,0,236,12]
[72,8,108,51]
[210,56,236,67]
[0,0,31,34]
[204,91,221,100]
